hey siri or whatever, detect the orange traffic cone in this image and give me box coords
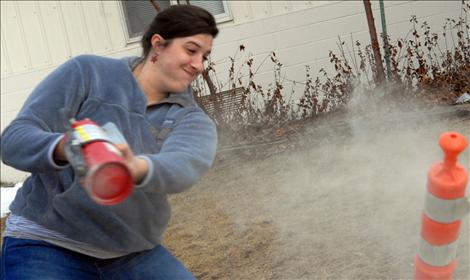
[414,132,469,280]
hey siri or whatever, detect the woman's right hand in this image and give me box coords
[53,135,69,164]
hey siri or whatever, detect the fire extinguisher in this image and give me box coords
[65,119,134,205]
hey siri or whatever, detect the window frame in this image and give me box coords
[118,0,232,45]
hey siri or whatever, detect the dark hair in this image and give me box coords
[141,5,219,58]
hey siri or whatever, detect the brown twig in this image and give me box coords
[149,0,161,13]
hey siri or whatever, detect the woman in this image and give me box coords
[1,4,218,279]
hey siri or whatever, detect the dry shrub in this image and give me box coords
[193,3,469,149]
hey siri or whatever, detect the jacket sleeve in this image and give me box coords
[1,58,87,173]
[138,109,217,194]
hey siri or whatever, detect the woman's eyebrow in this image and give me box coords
[185,41,201,48]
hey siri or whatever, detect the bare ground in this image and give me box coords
[164,103,470,280]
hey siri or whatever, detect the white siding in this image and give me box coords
[0,0,464,182]
[1,1,31,73]
[38,1,71,63]
[210,1,463,96]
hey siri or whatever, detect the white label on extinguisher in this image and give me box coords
[105,142,122,156]
[74,124,110,143]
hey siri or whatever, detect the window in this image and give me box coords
[120,1,231,42]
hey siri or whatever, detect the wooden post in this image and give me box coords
[363,0,385,84]
[149,0,161,12]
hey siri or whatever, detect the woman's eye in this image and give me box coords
[187,49,196,54]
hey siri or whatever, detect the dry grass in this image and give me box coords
[164,196,278,279]
[1,215,8,247]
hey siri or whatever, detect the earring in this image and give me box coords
[150,54,158,63]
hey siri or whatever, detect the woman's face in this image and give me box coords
[155,34,213,93]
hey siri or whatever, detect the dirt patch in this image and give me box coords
[165,196,278,279]
[1,214,8,247]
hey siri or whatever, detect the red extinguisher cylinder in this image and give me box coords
[71,119,133,205]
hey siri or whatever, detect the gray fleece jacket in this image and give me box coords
[1,55,217,254]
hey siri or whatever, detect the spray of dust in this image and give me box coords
[212,84,470,279]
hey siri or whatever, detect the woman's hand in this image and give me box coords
[115,143,148,185]
[54,134,148,185]
[53,135,68,164]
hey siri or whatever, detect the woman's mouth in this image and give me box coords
[183,68,197,79]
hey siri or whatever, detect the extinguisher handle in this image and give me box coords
[102,122,128,145]
[63,129,88,177]
[58,109,86,176]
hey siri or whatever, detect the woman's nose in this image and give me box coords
[191,56,204,74]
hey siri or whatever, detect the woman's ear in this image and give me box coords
[150,34,165,52]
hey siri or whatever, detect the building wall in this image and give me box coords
[209,1,463,97]
[0,0,464,182]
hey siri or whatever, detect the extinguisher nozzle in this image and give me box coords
[86,163,133,205]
